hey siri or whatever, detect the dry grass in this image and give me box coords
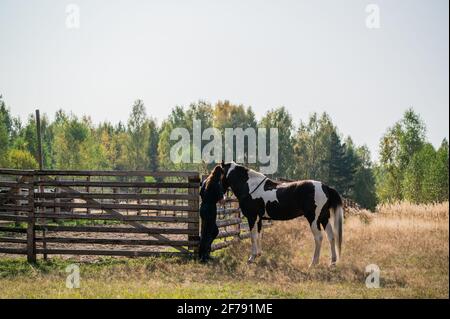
[0,202,448,298]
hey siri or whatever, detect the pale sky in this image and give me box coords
[0,0,448,161]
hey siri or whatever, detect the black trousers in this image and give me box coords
[199,203,219,259]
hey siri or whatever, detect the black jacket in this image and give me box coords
[200,180,224,207]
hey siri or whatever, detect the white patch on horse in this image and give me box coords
[247,169,279,207]
[312,181,327,216]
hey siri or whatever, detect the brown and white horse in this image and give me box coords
[220,161,344,267]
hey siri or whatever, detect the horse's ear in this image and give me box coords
[220,160,225,167]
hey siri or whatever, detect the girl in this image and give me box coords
[199,165,225,262]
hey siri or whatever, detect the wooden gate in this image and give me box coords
[0,169,200,262]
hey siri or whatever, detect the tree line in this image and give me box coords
[0,95,448,209]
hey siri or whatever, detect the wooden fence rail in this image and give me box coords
[0,169,203,261]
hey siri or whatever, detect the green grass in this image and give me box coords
[0,258,427,298]
[0,256,443,299]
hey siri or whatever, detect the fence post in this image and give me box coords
[236,205,241,240]
[188,175,200,256]
[27,174,36,263]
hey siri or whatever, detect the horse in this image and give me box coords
[219,161,344,267]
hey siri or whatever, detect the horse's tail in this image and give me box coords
[326,186,344,259]
[334,204,344,259]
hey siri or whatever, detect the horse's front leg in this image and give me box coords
[256,217,263,257]
[248,222,258,263]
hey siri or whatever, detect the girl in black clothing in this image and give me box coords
[199,165,225,262]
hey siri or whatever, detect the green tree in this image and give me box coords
[321,134,358,197]
[351,145,378,210]
[293,112,335,180]
[434,139,449,202]
[324,131,350,193]
[422,139,449,202]
[0,95,11,166]
[0,95,13,137]
[0,116,9,166]
[147,118,159,171]
[10,112,54,168]
[213,100,257,169]
[127,100,150,170]
[158,106,188,170]
[378,109,427,202]
[111,130,131,170]
[402,143,435,203]
[398,109,426,170]
[52,112,107,169]
[159,101,215,171]
[7,149,38,169]
[212,100,256,130]
[259,107,294,178]
[186,101,214,170]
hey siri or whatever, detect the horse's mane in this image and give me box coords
[247,168,281,186]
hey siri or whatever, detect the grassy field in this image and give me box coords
[0,202,448,298]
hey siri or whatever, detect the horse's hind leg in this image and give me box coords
[247,215,263,263]
[308,185,328,268]
[248,226,258,263]
[248,219,258,263]
[325,222,337,266]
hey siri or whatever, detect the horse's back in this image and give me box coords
[264,180,316,220]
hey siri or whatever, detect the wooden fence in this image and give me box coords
[0,169,202,262]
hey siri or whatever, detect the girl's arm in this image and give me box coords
[200,181,205,198]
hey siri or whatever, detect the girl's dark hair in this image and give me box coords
[204,165,223,191]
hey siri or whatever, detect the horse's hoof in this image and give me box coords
[329,262,337,267]
[247,255,257,264]
[308,262,318,269]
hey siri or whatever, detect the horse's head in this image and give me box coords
[220,160,249,196]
